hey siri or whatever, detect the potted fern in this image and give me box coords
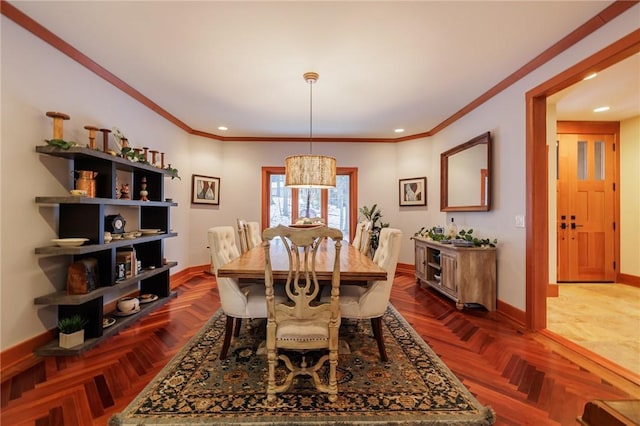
[58,315,88,348]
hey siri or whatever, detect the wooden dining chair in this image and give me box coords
[337,227,402,362]
[262,224,343,403]
[208,226,269,359]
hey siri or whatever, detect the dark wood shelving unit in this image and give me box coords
[34,145,178,356]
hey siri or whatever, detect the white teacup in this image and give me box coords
[117,297,139,313]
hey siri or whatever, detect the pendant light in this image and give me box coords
[285,72,337,188]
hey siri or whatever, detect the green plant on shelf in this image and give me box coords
[58,314,88,334]
[45,138,78,150]
[164,164,181,180]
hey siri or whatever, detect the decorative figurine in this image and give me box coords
[139,177,149,202]
[120,183,130,200]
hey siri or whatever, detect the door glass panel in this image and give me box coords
[594,141,605,181]
[577,141,587,180]
[269,174,292,227]
[328,175,350,239]
[298,188,320,219]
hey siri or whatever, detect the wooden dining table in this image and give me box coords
[217,237,387,282]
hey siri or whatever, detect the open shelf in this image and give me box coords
[34,291,177,356]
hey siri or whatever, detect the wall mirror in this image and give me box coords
[440,131,492,212]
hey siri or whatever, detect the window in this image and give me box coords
[261,167,358,241]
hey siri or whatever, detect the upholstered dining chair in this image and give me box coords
[262,224,343,403]
[208,226,269,360]
[359,220,373,256]
[245,221,262,250]
[352,221,365,250]
[236,218,250,254]
[337,227,402,362]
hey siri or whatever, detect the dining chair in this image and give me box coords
[262,224,343,403]
[352,221,365,250]
[337,227,402,362]
[359,220,373,256]
[208,226,269,359]
[245,221,262,250]
[236,218,250,254]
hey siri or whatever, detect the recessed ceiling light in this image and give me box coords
[218,126,228,131]
[593,106,610,113]
[583,73,597,80]
[394,128,405,133]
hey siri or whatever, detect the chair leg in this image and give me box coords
[370,317,388,362]
[233,317,242,337]
[220,315,235,360]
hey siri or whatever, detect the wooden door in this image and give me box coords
[557,132,616,282]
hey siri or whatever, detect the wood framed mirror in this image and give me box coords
[440,131,492,212]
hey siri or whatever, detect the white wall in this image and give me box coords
[2,4,638,351]
[620,116,640,276]
[0,18,191,350]
[185,140,400,269]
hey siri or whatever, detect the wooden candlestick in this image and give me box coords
[99,128,111,153]
[142,147,149,163]
[84,125,99,149]
[46,111,70,140]
[160,153,165,169]
[150,150,159,167]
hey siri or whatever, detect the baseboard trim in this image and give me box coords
[618,273,640,288]
[396,262,414,275]
[547,283,559,297]
[496,299,526,330]
[535,329,640,393]
[0,266,206,378]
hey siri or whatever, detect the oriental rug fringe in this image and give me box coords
[110,305,494,425]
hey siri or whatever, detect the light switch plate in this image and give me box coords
[515,215,525,228]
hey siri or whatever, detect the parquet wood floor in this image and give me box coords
[2,272,638,425]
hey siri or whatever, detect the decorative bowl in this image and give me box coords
[51,238,89,247]
[117,297,140,313]
[139,229,161,235]
[69,189,87,196]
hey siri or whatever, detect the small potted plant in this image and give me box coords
[58,315,88,348]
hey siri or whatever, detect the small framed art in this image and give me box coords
[192,174,220,205]
[399,177,426,206]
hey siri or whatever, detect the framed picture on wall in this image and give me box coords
[192,174,220,205]
[399,177,426,206]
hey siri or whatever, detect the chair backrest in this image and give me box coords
[262,224,343,338]
[207,226,249,317]
[359,220,373,256]
[359,227,403,316]
[352,221,365,249]
[236,218,249,254]
[245,221,262,250]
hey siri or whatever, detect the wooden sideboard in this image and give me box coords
[413,237,496,311]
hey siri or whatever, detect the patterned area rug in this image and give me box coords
[110,305,494,425]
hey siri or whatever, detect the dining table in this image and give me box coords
[217,237,387,283]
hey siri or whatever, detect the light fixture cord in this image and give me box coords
[306,78,314,217]
[309,77,313,154]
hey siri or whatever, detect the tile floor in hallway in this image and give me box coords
[547,283,640,375]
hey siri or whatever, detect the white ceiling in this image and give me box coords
[9,1,639,140]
